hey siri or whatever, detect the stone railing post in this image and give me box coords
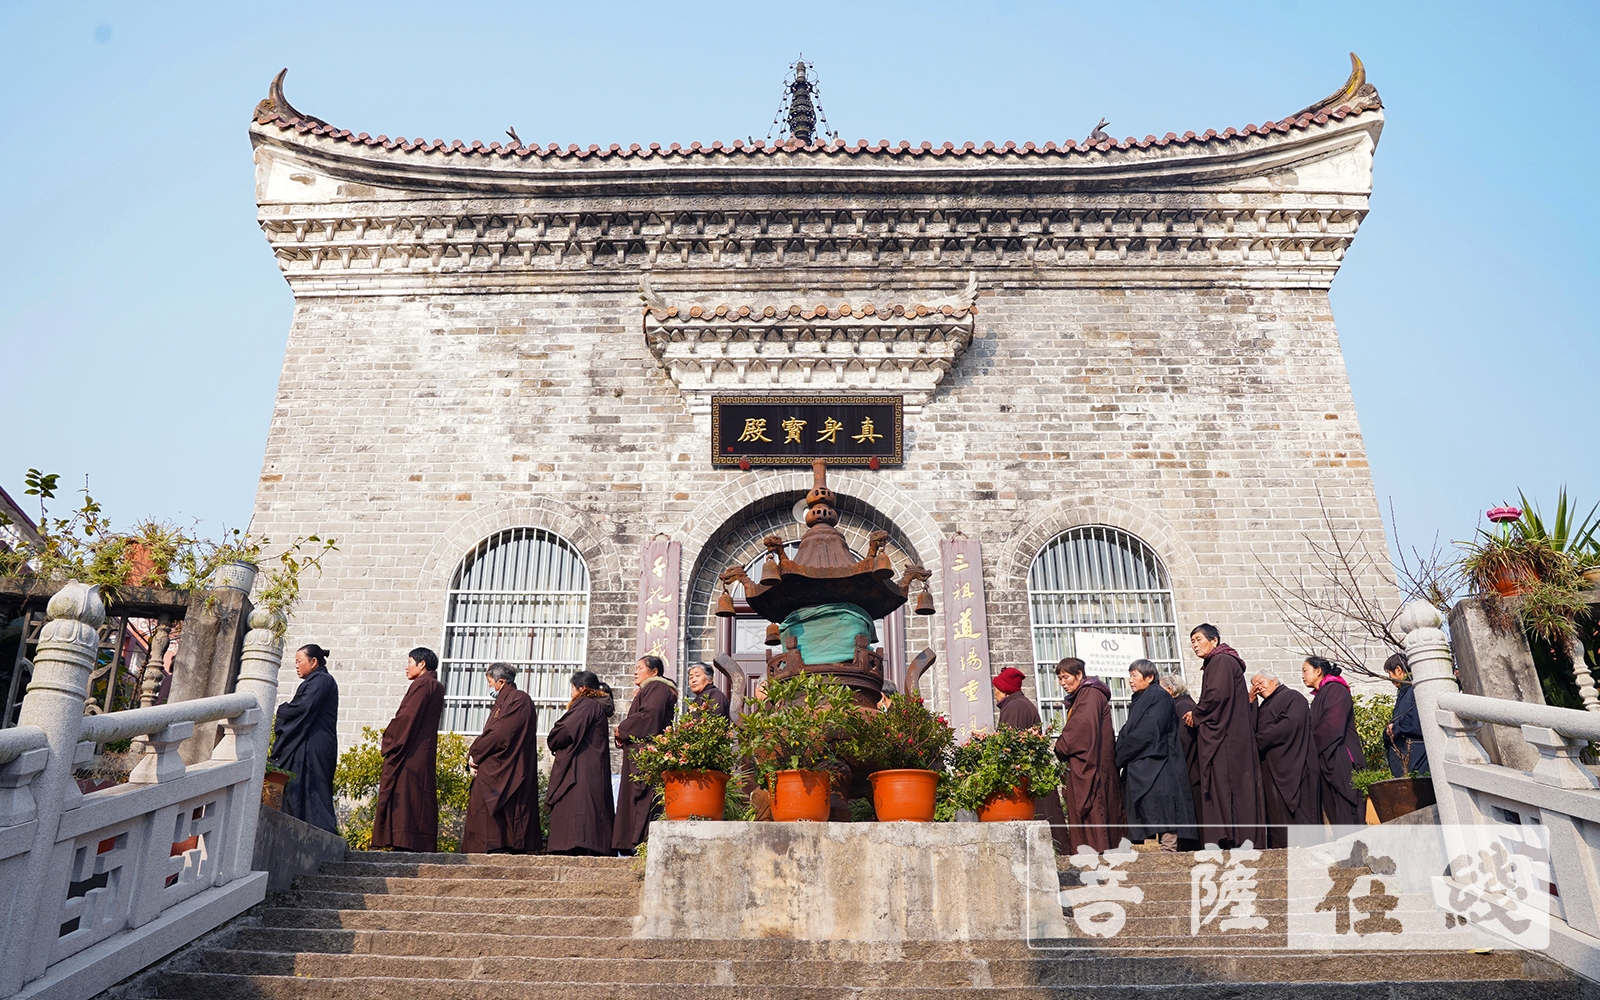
[1398,600,1473,827]
[227,606,284,881]
[0,582,103,997]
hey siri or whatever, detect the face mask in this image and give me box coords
[488,687,499,700]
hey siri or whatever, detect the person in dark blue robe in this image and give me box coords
[1116,659,1197,850]
[1382,653,1430,777]
[271,643,340,833]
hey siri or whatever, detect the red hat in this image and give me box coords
[991,667,1025,694]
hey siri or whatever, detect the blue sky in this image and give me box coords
[1,1,1595,561]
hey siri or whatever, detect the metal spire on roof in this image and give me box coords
[767,58,838,145]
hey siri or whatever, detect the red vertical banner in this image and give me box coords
[940,537,994,741]
[634,540,682,679]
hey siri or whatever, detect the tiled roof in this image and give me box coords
[646,301,976,322]
[251,66,1382,165]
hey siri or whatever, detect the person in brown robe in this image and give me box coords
[991,667,1072,855]
[464,662,542,854]
[685,662,730,720]
[1052,658,1125,853]
[546,670,615,855]
[371,646,446,852]
[1161,671,1204,849]
[1182,625,1265,850]
[612,655,678,853]
[1304,655,1366,827]
[1251,668,1321,848]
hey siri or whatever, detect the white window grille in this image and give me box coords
[440,527,590,733]
[1027,526,1181,731]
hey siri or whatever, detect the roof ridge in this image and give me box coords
[250,62,1382,165]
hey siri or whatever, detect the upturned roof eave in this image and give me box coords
[249,110,1382,205]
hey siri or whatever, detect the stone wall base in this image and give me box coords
[634,820,1067,941]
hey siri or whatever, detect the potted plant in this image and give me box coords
[736,672,856,822]
[846,694,954,822]
[947,725,1061,822]
[262,717,293,809]
[631,711,737,821]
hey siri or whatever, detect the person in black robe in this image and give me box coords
[612,656,678,853]
[546,670,615,855]
[270,643,339,834]
[991,667,1071,855]
[1304,655,1366,827]
[371,647,446,852]
[464,662,542,854]
[1161,671,1204,849]
[1381,653,1429,777]
[1116,659,1196,851]
[1183,624,1266,850]
[1250,668,1320,847]
[684,662,730,719]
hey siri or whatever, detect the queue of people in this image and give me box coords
[269,645,698,856]
[1006,622,1390,855]
[266,629,1393,858]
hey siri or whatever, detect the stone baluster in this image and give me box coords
[128,615,174,757]
[1398,600,1473,827]
[138,616,173,710]
[0,582,104,996]
[1562,635,1600,713]
[225,606,284,881]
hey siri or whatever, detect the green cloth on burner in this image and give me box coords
[780,602,878,665]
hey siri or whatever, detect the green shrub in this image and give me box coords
[334,726,473,852]
[946,725,1061,813]
[630,711,736,787]
[736,672,857,788]
[1350,692,1392,769]
[844,694,955,773]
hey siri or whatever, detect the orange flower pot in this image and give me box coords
[1492,568,1529,598]
[662,769,730,821]
[978,784,1035,822]
[771,769,831,822]
[261,770,289,810]
[870,769,939,822]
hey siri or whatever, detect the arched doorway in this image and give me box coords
[685,490,923,698]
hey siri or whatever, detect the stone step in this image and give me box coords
[345,850,633,868]
[256,908,633,936]
[290,875,640,898]
[268,890,638,917]
[319,861,640,880]
[167,947,1562,988]
[122,972,1587,1000]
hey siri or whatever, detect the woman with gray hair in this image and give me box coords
[464,663,542,854]
[1159,670,1202,848]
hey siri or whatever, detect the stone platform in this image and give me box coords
[633,820,1068,942]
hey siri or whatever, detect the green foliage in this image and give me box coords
[629,710,737,788]
[946,725,1062,813]
[1514,488,1600,559]
[1351,766,1394,797]
[2,470,335,632]
[735,672,857,785]
[1351,692,1392,769]
[844,694,955,773]
[334,726,473,852]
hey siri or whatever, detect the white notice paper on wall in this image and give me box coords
[1073,632,1147,679]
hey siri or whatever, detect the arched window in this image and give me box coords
[440,527,590,733]
[1027,526,1180,729]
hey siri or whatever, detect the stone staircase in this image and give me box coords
[103,849,1591,999]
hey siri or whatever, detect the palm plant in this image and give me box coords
[1513,488,1600,565]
